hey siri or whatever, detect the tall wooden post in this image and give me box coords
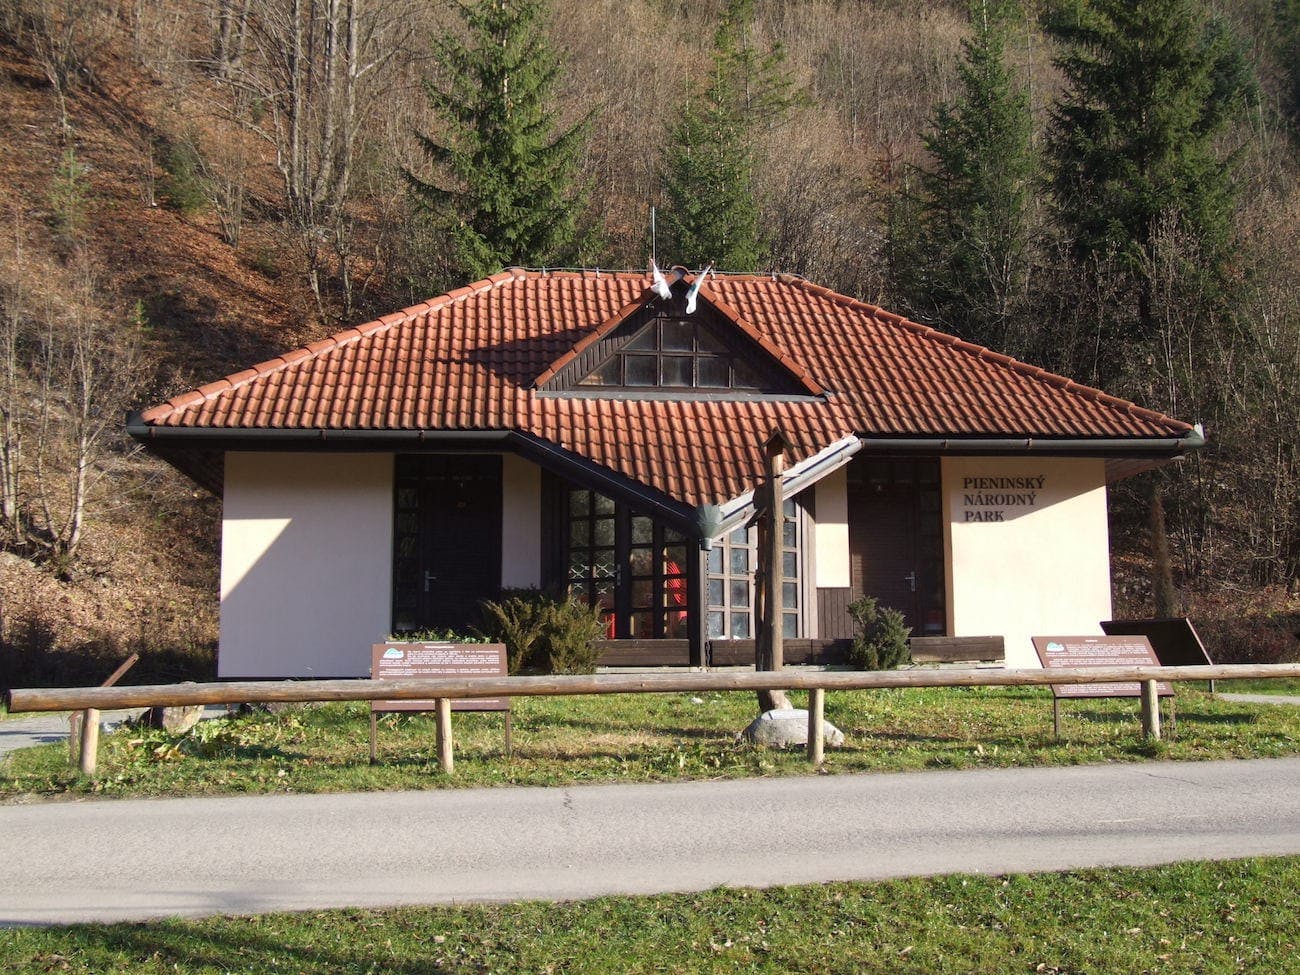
[806,687,825,765]
[756,429,792,713]
[78,708,100,776]
[689,544,707,668]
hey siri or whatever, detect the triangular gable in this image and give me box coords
[535,274,826,396]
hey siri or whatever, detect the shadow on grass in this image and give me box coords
[35,916,455,975]
[1174,711,1259,725]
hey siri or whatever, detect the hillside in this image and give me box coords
[0,0,1296,686]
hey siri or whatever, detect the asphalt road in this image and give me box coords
[2,756,1299,926]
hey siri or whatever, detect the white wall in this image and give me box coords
[943,457,1112,668]
[501,454,542,588]
[814,467,850,588]
[220,452,393,678]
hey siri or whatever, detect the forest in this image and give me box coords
[0,0,1296,682]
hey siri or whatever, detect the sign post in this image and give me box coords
[370,642,510,772]
[1032,636,1174,740]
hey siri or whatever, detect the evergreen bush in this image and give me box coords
[845,596,912,671]
[476,590,605,675]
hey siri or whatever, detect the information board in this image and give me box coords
[1032,635,1174,699]
[370,642,509,712]
[1100,618,1213,667]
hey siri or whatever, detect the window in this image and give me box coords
[705,499,804,640]
[565,486,690,639]
[578,317,765,390]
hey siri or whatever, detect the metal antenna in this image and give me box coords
[650,205,657,266]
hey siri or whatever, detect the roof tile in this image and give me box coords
[137,271,1194,506]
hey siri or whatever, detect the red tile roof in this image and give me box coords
[137,269,1194,507]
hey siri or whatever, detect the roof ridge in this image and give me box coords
[139,268,529,424]
[772,275,1191,434]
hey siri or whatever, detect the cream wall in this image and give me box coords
[943,456,1112,668]
[814,467,850,588]
[501,454,542,588]
[220,452,393,678]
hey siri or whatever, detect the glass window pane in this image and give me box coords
[630,547,652,576]
[569,581,588,600]
[782,581,799,608]
[631,516,653,544]
[661,355,692,387]
[782,518,797,549]
[632,580,653,609]
[594,517,615,546]
[662,319,694,351]
[697,356,729,387]
[569,490,590,516]
[732,359,763,389]
[580,358,621,386]
[730,579,750,608]
[594,493,615,515]
[783,551,798,578]
[569,520,589,546]
[594,551,617,579]
[664,546,687,573]
[730,547,749,574]
[708,611,725,638]
[708,579,725,605]
[664,576,688,611]
[627,324,657,351]
[732,613,751,638]
[625,354,657,385]
[783,497,797,517]
[664,527,685,544]
[664,609,688,638]
[628,612,650,638]
[729,526,751,546]
[783,613,798,639]
[707,547,724,573]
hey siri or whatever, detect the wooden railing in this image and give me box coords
[8,663,1300,775]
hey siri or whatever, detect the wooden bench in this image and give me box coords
[909,636,1005,666]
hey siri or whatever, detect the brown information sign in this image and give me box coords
[370,642,509,712]
[1032,635,1174,699]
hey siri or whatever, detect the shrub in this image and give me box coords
[846,596,912,670]
[159,140,209,216]
[476,590,605,675]
[539,597,606,675]
[475,590,550,673]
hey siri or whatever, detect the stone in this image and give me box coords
[740,708,845,748]
[143,703,205,735]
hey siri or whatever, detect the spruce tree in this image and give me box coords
[407,0,590,283]
[660,0,799,271]
[892,0,1035,352]
[1045,0,1252,340]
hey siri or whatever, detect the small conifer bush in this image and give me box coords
[846,596,912,671]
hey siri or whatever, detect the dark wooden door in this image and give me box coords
[393,456,502,633]
[849,486,920,626]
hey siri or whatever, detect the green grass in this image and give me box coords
[1215,677,1300,696]
[1,857,1297,972]
[3,686,1298,801]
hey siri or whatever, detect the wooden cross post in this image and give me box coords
[756,429,792,714]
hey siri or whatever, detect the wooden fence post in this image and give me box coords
[78,708,100,776]
[1140,680,1161,741]
[807,688,825,765]
[435,698,454,774]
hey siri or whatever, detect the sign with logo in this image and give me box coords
[1032,635,1174,699]
[370,642,509,712]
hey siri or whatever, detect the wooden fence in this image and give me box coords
[8,663,1300,775]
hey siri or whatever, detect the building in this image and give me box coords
[129,268,1202,677]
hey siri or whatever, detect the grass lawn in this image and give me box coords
[1,857,1296,973]
[3,686,1298,800]
[1215,677,1300,696]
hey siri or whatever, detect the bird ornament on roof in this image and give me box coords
[648,259,673,300]
[685,264,713,314]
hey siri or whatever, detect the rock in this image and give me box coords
[740,708,845,748]
[143,703,205,734]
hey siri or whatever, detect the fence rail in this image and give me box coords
[8,663,1300,775]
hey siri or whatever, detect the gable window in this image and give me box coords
[579,317,765,390]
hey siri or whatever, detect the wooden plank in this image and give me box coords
[594,639,690,667]
[10,663,1300,713]
[816,589,855,640]
[910,636,1005,664]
